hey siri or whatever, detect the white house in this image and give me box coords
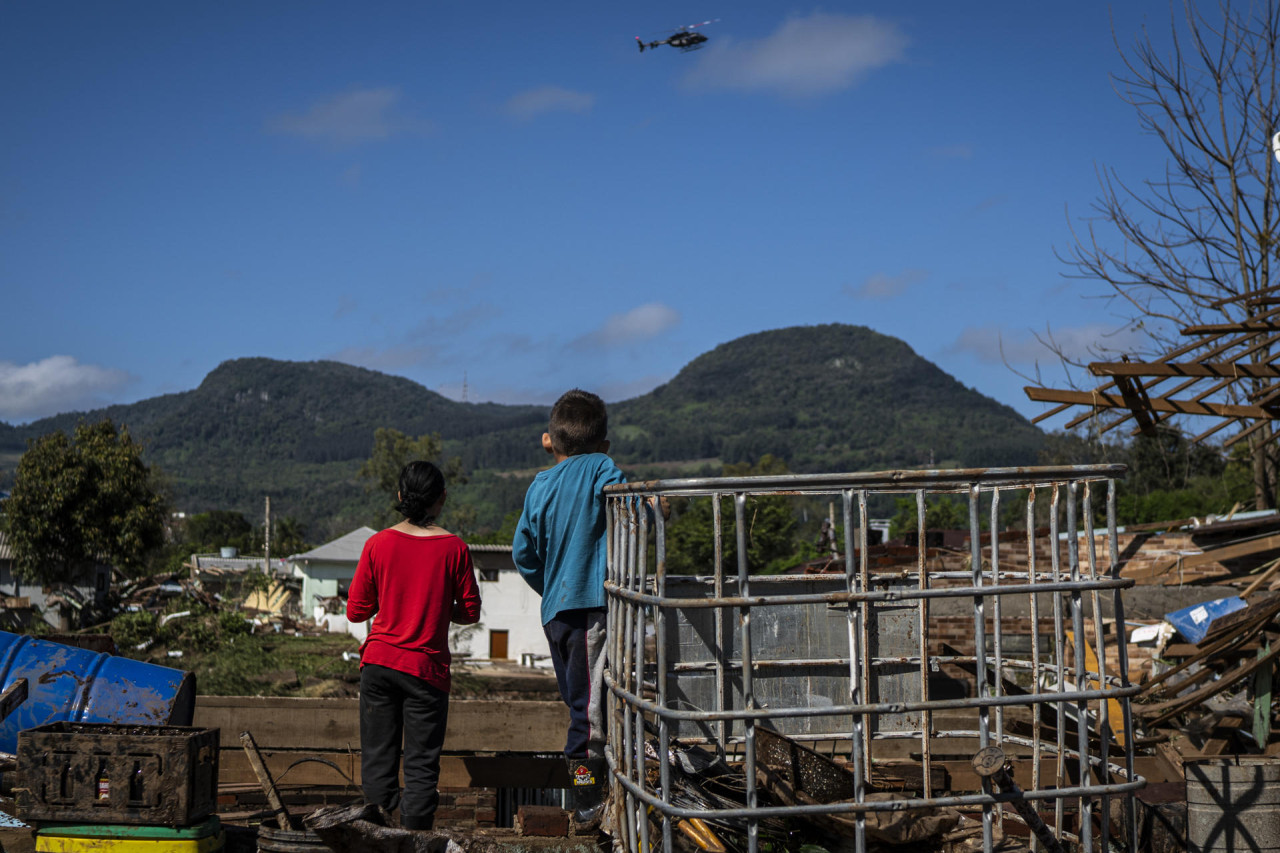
[467,544,547,665]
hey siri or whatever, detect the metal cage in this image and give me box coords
[604,465,1143,853]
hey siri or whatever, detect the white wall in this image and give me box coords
[472,566,546,663]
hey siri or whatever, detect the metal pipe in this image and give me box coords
[732,493,758,853]
[970,484,993,852]
[604,576,1132,609]
[916,488,932,801]
[1049,485,1066,841]
[1109,480,1140,853]
[654,500,673,853]
[608,679,1142,721]
[1027,486,1043,853]
[1067,483,1092,853]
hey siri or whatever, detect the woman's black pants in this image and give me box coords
[360,663,449,829]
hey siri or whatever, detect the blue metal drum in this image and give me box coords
[0,631,195,754]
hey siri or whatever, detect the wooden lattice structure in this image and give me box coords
[1025,289,1280,448]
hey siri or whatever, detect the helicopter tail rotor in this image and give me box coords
[635,36,646,52]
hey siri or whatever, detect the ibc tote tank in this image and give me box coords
[0,631,195,754]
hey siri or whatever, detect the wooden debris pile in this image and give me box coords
[1129,592,1280,770]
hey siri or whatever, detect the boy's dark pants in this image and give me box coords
[544,608,608,759]
[360,663,449,829]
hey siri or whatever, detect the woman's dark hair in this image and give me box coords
[394,461,446,527]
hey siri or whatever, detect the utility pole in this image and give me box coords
[263,496,271,574]
[827,501,838,556]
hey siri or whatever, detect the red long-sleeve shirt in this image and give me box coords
[347,529,482,693]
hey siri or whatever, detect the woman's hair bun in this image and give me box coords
[395,460,446,526]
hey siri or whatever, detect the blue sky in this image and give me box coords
[2,2,1176,426]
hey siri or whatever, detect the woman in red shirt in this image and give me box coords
[347,461,482,830]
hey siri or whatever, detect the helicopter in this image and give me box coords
[636,19,717,53]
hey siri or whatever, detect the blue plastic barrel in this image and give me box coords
[0,631,195,754]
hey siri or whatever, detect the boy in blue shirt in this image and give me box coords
[513,389,624,824]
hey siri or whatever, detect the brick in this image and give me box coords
[516,804,569,837]
[475,808,497,822]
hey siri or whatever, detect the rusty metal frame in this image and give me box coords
[603,465,1141,853]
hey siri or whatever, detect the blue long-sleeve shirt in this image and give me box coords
[512,453,625,625]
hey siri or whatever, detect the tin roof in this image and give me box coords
[291,526,378,562]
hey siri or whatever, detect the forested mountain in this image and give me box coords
[610,325,1042,471]
[0,325,1045,539]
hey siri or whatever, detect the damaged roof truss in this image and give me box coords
[1025,288,1280,447]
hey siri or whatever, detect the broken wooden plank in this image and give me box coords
[239,730,291,830]
[215,751,570,789]
[1089,362,1280,379]
[1140,643,1280,728]
[1242,558,1280,600]
[0,678,28,722]
[1157,535,1280,585]
[1198,716,1245,756]
[1142,606,1274,697]
[1256,640,1274,748]
[193,696,568,753]
[1153,741,1186,781]
[1024,387,1280,420]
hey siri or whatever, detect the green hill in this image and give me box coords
[610,325,1042,471]
[0,325,1044,539]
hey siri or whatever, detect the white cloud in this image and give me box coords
[946,323,1152,365]
[571,303,681,350]
[0,356,134,423]
[504,86,595,121]
[845,269,926,300]
[683,12,908,97]
[266,88,429,145]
